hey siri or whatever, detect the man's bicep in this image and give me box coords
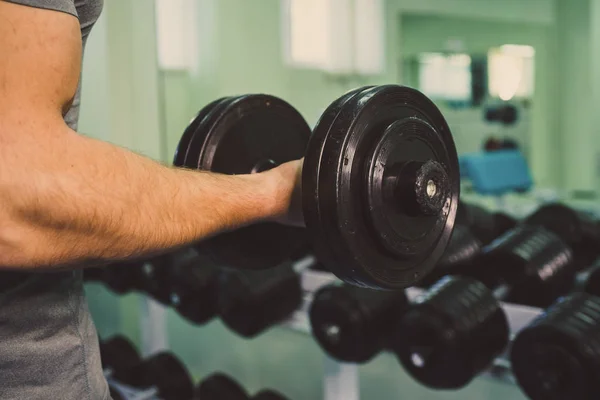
[0,1,81,123]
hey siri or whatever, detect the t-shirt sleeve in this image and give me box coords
[3,0,77,18]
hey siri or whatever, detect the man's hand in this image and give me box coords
[265,159,304,227]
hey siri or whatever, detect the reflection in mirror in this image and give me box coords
[403,44,535,159]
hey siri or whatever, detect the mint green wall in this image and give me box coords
[591,0,600,193]
[555,0,594,192]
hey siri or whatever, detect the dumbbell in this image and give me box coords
[507,259,600,400]
[510,293,600,400]
[134,250,200,305]
[99,335,141,379]
[309,284,409,363]
[139,246,221,310]
[174,86,460,289]
[194,374,290,400]
[253,390,289,400]
[456,201,517,245]
[195,373,249,400]
[108,387,125,400]
[116,352,194,400]
[484,104,518,125]
[87,247,218,310]
[218,257,313,338]
[83,266,105,283]
[525,203,600,268]
[84,260,145,295]
[417,224,482,287]
[167,252,221,325]
[392,224,575,389]
[114,247,211,306]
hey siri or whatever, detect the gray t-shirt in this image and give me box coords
[0,1,108,399]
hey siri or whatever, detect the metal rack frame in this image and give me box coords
[138,268,543,400]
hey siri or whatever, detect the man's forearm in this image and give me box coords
[0,123,285,269]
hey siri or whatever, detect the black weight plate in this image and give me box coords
[125,353,194,400]
[253,390,289,400]
[195,373,249,400]
[182,96,239,168]
[526,203,600,267]
[99,335,141,377]
[182,95,310,270]
[302,87,375,287]
[304,85,459,289]
[173,97,230,167]
[510,294,600,400]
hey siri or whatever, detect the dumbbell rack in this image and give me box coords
[138,268,544,400]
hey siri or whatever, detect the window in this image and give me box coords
[488,45,535,101]
[283,0,335,70]
[418,53,472,102]
[282,0,384,74]
[154,0,198,70]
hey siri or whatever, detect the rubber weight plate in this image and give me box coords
[304,85,459,289]
[176,95,310,270]
[195,373,249,400]
[99,335,141,378]
[511,293,600,400]
[173,97,230,167]
[253,390,289,400]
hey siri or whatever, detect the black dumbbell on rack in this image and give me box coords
[525,203,600,268]
[218,257,313,338]
[99,336,147,400]
[115,351,194,400]
[174,86,460,290]
[508,258,600,400]
[84,260,145,295]
[85,247,222,323]
[195,373,289,400]
[99,335,142,379]
[195,373,248,400]
[252,390,289,400]
[309,284,409,363]
[417,224,483,288]
[84,256,164,299]
[140,247,223,315]
[510,293,600,400]
[456,201,517,245]
[167,253,221,325]
[391,224,575,389]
